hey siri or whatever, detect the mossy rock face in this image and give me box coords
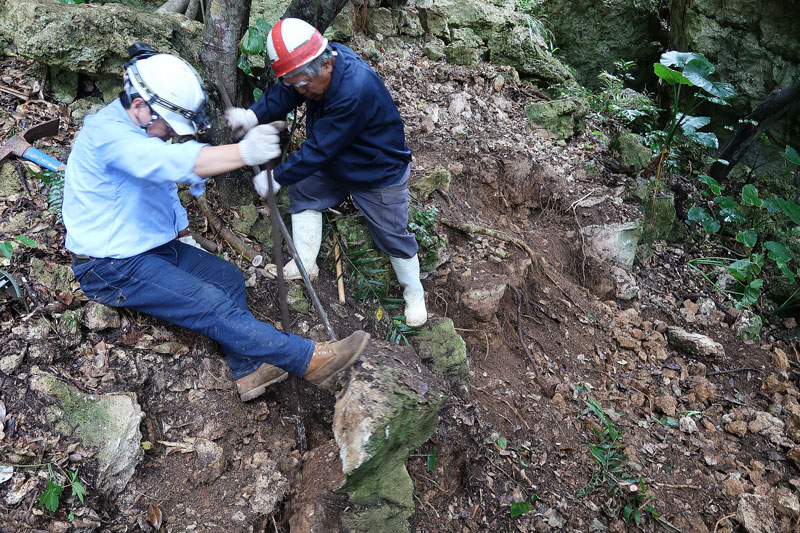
[30,370,144,494]
[250,217,274,256]
[524,98,588,141]
[445,28,485,67]
[640,194,685,243]
[412,166,451,200]
[333,343,444,533]
[58,309,83,347]
[611,132,652,172]
[342,494,414,533]
[287,284,310,314]
[0,0,203,76]
[423,37,446,60]
[29,257,76,294]
[0,162,23,197]
[49,66,78,104]
[411,318,469,381]
[232,204,259,235]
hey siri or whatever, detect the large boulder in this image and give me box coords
[0,0,203,100]
[29,369,144,495]
[333,341,444,533]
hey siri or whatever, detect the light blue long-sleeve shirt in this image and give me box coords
[63,99,208,258]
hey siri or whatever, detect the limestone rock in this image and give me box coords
[287,284,310,315]
[0,162,22,197]
[582,221,643,271]
[654,394,677,417]
[83,301,121,331]
[666,327,725,361]
[525,98,588,141]
[411,318,469,381]
[249,459,290,516]
[333,342,444,533]
[528,0,664,90]
[193,438,226,485]
[736,493,775,533]
[58,309,83,348]
[29,257,75,294]
[733,310,763,341]
[0,0,202,82]
[412,165,451,200]
[29,370,144,495]
[453,267,507,321]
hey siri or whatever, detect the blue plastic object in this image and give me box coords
[24,147,64,172]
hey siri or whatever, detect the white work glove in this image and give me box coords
[253,170,281,198]
[238,123,282,166]
[178,235,204,250]
[225,107,259,140]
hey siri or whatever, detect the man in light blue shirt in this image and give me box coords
[64,44,369,401]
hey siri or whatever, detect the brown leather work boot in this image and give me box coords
[303,331,370,387]
[236,363,289,401]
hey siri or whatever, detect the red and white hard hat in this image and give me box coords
[267,18,328,78]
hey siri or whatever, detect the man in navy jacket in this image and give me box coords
[227,18,427,327]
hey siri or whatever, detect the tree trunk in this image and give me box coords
[709,82,800,181]
[284,0,351,32]
[200,0,253,206]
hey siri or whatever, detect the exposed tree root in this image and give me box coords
[194,195,263,266]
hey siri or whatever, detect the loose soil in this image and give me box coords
[1,40,799,533]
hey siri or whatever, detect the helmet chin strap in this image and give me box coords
[133,103,159,131]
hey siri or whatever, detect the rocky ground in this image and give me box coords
[2,38,800,533]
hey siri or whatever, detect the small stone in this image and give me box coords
[654,394,677,417]
[725,420,748,437]
[772,348,790,372]
[679,416,698,434]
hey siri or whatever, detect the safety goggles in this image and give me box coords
[281,77,311,89]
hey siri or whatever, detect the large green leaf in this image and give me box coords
[736,229,757,247]
[698,174,722,195]
[764,241,792,264]
[777,198,800,226]
[678,114,710,133]
[741,184,762,207]
[783,145,800,166]
[241,28,266,55]
[683,57,736,99]
[687,206,721,234]
[660,51,704,68]
[687,131,719,149]
[653,63,691,85]
[0,241,11,258]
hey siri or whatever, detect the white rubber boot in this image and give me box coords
[390,254,427,327]
[265,210,322,280]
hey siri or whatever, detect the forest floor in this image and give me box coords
[1,39,799,533]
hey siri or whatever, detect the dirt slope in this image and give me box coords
[1,40,799,533]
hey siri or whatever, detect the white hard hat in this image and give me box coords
[125,53,208,136]
[266,18,328,78]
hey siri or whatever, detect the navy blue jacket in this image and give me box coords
[250,43,411,189]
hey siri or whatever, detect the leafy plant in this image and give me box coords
[237,19,272,100]
[650,51,736,183]
[39,465,85,512]
[1,235,38,259]
[29,168,65,221]
[590,61,658,126]
[333,228,420,345]
[510,493,539,518]
[688,175,800,310]
[578,397,657,526]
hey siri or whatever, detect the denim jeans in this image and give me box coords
[71,240,314,379]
